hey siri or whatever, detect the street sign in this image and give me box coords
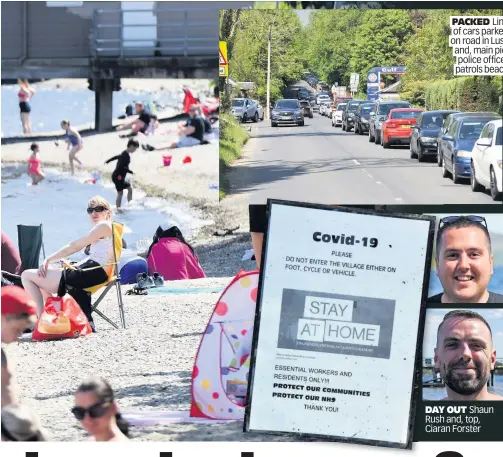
[219,41,228,77]
[350,73,360,92]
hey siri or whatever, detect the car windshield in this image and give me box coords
[361,105,373,114]
[318,93,330,97]
[459,121,487,139]
[379,103,410,115]
[496,127,502,145]
[232,99,244,107]
[421,112,450,128]
[275,100,299,109]
[300,101,310,106]
[337,104,346,111]
[391,111,422,119]
[348,102,360,110]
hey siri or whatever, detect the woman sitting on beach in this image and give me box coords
[18,79,36,134]
[27,143,45,186]
[61,120,83,175]
[21,196,115,331]
[73,377,129,442]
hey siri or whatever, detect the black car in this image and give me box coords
[409,110,459,162]
[342,100,365,132]
[270,99,305,127]
[299,99,314,118]
[353,103,375,135]
[368,100,412,144]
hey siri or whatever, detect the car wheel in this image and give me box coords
[310,114,313,119]
[437,148,443,167]
[382,136,389,149]
[442,156,450,178]
[271,122,277,127]
[298,121,305,126]
[359,127,365,135]
[342,122,346,131]
[354,124,359,134]
[369,129,375,142]
[375,131,380,145]
[260,113,264,121]
[417,146,425,162]
[490,167,502,201]
[410,143,417,159]
[470,162,484,192]
[253,112,259,123]
[242,114,247,124]
[452,160,461,184]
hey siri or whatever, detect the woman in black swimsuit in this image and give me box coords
[105,139,139,210]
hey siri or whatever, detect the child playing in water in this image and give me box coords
[27,143,45,185]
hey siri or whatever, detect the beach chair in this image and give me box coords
[86,222,126,329]
[1,225,45,287]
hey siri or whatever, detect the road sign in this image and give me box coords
[219,41,228,77]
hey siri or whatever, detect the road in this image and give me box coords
[228,96,499,206]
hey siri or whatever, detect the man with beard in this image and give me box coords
[434,310,502,401]
[427,216,503,304]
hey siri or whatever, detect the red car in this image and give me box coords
[381,108,424,148]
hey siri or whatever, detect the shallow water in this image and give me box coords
[1,85,184,136]
[1,166,211,257]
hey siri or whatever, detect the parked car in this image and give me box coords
[316,92,331,105]
[436,112,497,167]
[470,119,503,200]
[409,110,459,162]
[440,114,501,183]
[380,108,424,148]
[342,100,365,132]
[368,100,412,144]
[231,98,259,123]
[320,101,332,116]
[270,99,305,127]
[299,99,314,118]
[353,102,375,135]
[332,103,347,127]
[252,100,265,121]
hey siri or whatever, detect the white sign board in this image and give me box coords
[245,201,435,449]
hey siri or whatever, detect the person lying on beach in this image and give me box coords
[61,120,83,175]
[21,196,117,332]
[27,143,45,186]
[73,377,129,442]
[1,286,37,408]
[116,102,151,137]
[105,139,138,210]
[141,104,205,151]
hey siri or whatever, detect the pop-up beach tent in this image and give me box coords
[190,269,259,420]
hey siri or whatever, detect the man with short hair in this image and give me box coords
[1,286,38,407]
[116,102,152,137]
[427,216,503,304]
[434,309,502,400]
[142,104,205,151]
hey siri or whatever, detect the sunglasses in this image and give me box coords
[71,402,111,420]
[439,215,487,229]
[87,205,107,214]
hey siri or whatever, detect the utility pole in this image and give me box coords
[266,25,272,120]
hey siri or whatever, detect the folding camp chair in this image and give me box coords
[1,225,45,287]
[86,222,126,329]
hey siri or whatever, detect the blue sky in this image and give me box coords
[423,308,503,360]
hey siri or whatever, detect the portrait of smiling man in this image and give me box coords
[428,215,503,304]
[434,310,502,401]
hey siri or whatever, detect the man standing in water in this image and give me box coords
[105,139,139,210]
[434,309,502,401]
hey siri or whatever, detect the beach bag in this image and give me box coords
[32,295,92,341]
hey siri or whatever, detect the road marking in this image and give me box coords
[395,197,404,203]
[367,172,373,178]
[352,159,360,166]
[376,181,383,186]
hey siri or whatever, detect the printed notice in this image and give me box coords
[245,201,435,449]
[450,16,503,75]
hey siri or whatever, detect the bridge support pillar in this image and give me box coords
[91,78,118,132]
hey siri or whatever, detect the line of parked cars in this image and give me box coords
[325,97,502,201]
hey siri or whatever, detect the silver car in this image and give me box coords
[231,98,259,123]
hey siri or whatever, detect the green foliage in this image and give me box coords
[222,10,304,105]
[425,77,501,113]
[219,114,250,197]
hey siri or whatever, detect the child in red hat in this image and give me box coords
[1,286,37,407]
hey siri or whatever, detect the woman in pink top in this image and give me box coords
[27,143,45,185]
[18,79,36,134]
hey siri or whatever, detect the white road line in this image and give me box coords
[395,197,404,203]
[376,181,383,186]
[352,159,360,166]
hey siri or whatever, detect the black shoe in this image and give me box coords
[142,144,155,151]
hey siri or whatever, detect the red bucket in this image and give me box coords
[162,155,172,167]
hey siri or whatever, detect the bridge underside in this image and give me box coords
[1,57,217,80]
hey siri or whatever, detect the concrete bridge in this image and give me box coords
[1,1,253,130]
